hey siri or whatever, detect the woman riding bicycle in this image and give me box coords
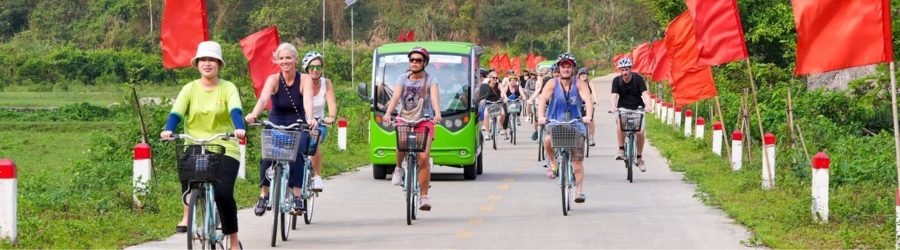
[503,75,526,135]
[479,71,507,140]
[381,46,443,211]
[577,68,598,147]
[245,43,317,216]
[537,53,594,203]
[161,41,245,248]
[300,51,338,193]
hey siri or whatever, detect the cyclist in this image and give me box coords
[245,43,318,216]
[527,64,557,141]
[382,46,443,211]
[161,41,245,248]
[610,58,652,172]
[479,71,507,140]
[502,75,526,132]
[523,71,537,122]
[537,52,593,203]
[577,68,598,146]
[300,51,338,193]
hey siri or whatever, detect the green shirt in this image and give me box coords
[171,79,243,159]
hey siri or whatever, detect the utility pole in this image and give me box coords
[345,0,358,85]
[567,0,571,53]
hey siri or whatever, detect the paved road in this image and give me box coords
[129,74,753,249]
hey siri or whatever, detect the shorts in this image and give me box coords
[615,108,647,130]
[545,132,586,162]
[394,119,435,141]
[479,103,506,122]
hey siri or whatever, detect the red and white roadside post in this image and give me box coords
[338,118,348,151]
[712,121,723,156]
[674,107,682,128]
[695,117,705,139]
[0,159,17,243]
[812,152,830,223]
[761,133,776,190]
[133,143,151,195]
[655,99,662,119]
[659,102,669,121]
[684,109,693,137]
[667,103,675,125]
[650,94,656,113]
[731,130,743,171]
[238,138,246,180]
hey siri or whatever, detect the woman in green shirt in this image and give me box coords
[161,41,246,249]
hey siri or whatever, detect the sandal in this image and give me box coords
[175,225,187,233]
[546,165,558,179]
[575,193,586,203]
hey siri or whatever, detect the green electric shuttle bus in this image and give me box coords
[536,60,555,73]
[357,41,489,180]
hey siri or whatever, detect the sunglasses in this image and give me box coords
[409,58,425,63]
[308,65,323,71]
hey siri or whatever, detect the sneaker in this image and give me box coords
[419,195,431,211]
[546,165,558,179]
[589,139,596,146]
[531,132,538,141]
[391,167,404,186]
[575,193,586,203]
[615,149,625,160]
[254,196,268,216]
[503,134,510,140]
[312,176,324,192]
[292,197,305,215]
[637,158,646,172]
[526,117,532,122]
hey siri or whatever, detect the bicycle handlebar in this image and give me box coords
[248,116,331,130]
[392,114,433,126]
[547,118,582,124]
[161,133,236,144]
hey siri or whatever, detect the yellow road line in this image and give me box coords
[497,185,509,190]
[469,218,485,224]
[480,206,494,211]
[488,195,502,200]
[455,231,474,238]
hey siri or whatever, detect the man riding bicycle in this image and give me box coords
[610,58,652,172]
[537,53,594,203]
[480,71,507,140]
[382,46,443,211]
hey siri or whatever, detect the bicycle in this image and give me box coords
[612,107,646,183]
[388,115,432,225]
[506,98,523,145]
[484,100,504,150]
[534,98,547,164]
[249,118,322,247]
[545,115,583,216]
[164,133,237,250]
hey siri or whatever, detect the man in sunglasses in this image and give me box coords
[479,71,507,140]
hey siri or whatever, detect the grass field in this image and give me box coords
[0,85,180,108]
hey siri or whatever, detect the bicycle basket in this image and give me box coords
[260,129,303,162]
[486,103,504,117]
[619,113,644,132]
[547,124,581,148]
[507,100,522,114]
[176,144,225,183]
[395,125,430,152]
[303,128,323,156]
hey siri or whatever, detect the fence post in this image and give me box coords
[675,107,682,128]
[712,121,723,156]
[731,130,743,171]
[695,117,705,139]
[338,118,348,151]
[0,159,17,244]
[812,152,830,223]
[238,138,246,180]
[133,143,151,195]
[762,133,777,190]
[684,109,693,137]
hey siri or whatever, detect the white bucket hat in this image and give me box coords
[191,41,225,69]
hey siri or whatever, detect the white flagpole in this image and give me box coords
[890,61,900,250]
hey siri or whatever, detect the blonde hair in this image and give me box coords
[272,43,299,60]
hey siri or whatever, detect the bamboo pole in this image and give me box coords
[795,123,812,167]
[715,96,733,170]
[888,61,900,250]
[747,58,774,188]
[787,79,798,165]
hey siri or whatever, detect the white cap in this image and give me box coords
[191,41,225,69]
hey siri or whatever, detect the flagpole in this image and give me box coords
[322,0,326,55]
[715,96,734,170]
[888,61,900,250]
[747,57,774,188]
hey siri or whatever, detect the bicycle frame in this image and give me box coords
[390,116,431,225]
[546,118,582,216]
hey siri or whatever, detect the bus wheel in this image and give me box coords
[475,152,483,175]
[373,164,389,179]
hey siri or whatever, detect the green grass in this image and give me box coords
[0,128,95,172]
[645,116,894,248]
[0,85,180,108]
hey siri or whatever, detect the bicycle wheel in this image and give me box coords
[405,156,416,225]
[290,213,298,230]
[303,161,316,224]
[625,135,633,183]
[186,187,208,250]
[584,135,590,158]
[491,118,497,150]
[537,126,544,162]
[280,172,291,241]
[270,166,282,247]
[511,115,517,145]
[560,152,570,216]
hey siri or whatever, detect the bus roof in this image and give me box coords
[536,60,555,67]
[377,41,478,55]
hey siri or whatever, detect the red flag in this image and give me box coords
[489,54,500,72]
[510,57,521,76]
[240,26,281,110]
[396,29,407,42]
[685,0,749,67]
[160,0,209,69]
[631,43,652,74]
[650,39,670,81]
[406,30,415,42]
[792,0,894,75]
[499,53,511,75]
[666,11,716,107]
[526,53,535,70]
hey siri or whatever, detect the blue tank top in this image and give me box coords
[269,72,306,126]
[547,78,585,134]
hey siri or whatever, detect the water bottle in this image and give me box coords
[195,156,209,173]
[308,137,319,153]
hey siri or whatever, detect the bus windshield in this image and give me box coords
[373,53,472,115]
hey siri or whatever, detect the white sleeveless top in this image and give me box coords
[312,78,327,118]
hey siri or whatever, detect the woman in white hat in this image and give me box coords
[161,41,245,248]
[244,43,317,216]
